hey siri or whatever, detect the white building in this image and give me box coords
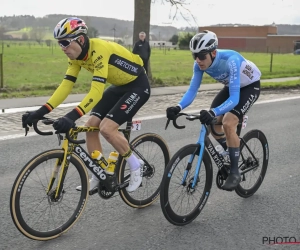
[149,41,174,48]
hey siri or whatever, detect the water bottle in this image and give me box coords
[105,151,119,174]
[91,150,108,170]
[215,145,229,157]
[107,151,119,165]
[215,145,225,155]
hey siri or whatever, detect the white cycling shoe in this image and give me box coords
[76,178,99,192]
[126,160,144,192]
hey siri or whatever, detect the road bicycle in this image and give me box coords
[10,117,170,240]
[160,113,269,226]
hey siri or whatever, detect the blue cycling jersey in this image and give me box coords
[178,49,261,116]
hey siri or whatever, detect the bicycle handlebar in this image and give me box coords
[26,118,86,144]
[165,113,225,137]
[65,132,86,144]
[31,118,54,136]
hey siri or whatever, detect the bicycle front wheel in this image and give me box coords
[10,149,89,241]
[117,133,170,208]
[235,129,269,198]
[160,144,213,226]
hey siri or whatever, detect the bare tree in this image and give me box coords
[133,0,196,83]
[29,27,46,44]
[133,0,196,45]
[133,0,151,78]
[87,27,100,38]
[161,0,198,27]
[0,26,6,39]
[133,0,151,46]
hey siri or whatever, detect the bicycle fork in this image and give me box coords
[181,125,207,189]
[46,139,72,199]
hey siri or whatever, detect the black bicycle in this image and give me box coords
[10,117,170,240]
[160,113,269,226]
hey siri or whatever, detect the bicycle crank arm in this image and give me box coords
[117,181,129,190]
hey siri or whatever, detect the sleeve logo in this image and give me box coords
[93,76,106,83]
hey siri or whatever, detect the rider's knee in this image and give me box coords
[85,116,101,127]
[85,116,101,136]
[100,120,119,140]
[99,126,111,140]
[222,114,238,132]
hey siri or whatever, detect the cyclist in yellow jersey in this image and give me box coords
[22,17,151,192]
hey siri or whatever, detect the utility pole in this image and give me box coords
[111,24,116,42]
[0,40,3,89]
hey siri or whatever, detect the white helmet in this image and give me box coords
[189,30,218,53]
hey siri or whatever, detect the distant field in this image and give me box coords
[5,30,122,42]
[5,29,54,40]
[0,40,300,98]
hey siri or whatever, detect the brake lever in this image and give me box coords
[24,126,29,136]
[165,119,170,130]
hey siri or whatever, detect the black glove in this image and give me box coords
[22,106,49,128]
[53,116,76,134]
[166,106,181,120]
[199,110,215,125]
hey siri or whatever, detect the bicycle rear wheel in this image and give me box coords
[117,133,170,208]
[160,144,213,226]
[10,149,89,241]
[235,129,269,198]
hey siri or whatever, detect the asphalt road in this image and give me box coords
[1,98,300,250]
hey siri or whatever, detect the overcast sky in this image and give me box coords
[1,0,299,28]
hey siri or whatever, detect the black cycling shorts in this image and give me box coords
[210,80,260,121]
[90,71,150,125]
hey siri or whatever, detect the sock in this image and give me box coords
[122,149,140,171]
[217,138,227,150]
[228,147,240,175]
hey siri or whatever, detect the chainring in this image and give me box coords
[216,164,230,189]
[216,171,225,189]
[97,182,115,199]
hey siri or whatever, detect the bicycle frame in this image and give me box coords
[44,120,132,198]
[44,118,152,198]
[178,118,259,189]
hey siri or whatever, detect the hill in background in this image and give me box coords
[1,14,300,42]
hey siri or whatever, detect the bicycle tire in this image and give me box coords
[117,133,170,208]
[160,144,213,226]
[235,129,269,198]
[10,149,89,241]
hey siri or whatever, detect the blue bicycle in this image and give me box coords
[160,113,269,226]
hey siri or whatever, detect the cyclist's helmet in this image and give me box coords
[189,30,218,53]
[54,17,88,39]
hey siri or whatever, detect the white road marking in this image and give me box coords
[0,102,81,114]
[1,95,300,141]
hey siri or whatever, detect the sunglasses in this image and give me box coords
[58,37,79,48]
[192,52,208,61]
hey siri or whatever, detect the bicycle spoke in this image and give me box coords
[235,130,269,198]
[119,134,169,208]
[11,150,89,239]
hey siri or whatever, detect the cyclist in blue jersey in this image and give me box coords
[166,30,261,190]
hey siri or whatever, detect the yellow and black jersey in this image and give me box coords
[44,38,144,117]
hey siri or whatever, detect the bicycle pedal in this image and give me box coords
[89,188,98,196]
